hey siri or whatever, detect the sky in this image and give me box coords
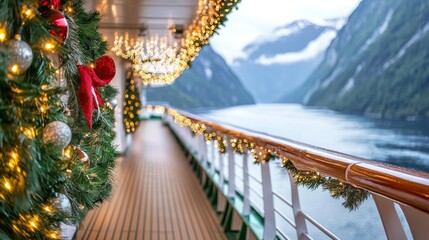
[210,0,362,64]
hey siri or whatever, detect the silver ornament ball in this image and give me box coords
[56,193,72,213]
[43,121,72,148]
[54,193,74,227]
[7,37,33,75]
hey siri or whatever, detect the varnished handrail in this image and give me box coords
[169,108,429,214]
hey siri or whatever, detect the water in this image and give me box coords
[201,103,429,173]
[199,103,429,240]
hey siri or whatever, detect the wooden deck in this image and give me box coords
[76,120,226,240]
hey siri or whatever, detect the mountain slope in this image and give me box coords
[232,19,344,102]
[146,45,255,109]
[295,0,429,119]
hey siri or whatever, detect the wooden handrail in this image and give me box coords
[169,108,429,214]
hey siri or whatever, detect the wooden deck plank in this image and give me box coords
[76,120,226,240]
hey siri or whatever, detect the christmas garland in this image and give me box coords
[0,0,117,238]
[167,109,369,210]
[123,70,141,134]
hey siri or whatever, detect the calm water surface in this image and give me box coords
[202,103,429,172]
[198,104,428,239]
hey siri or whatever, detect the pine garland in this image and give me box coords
[123,70,141,134]
[167,109,370,211]
[0,0,116,239]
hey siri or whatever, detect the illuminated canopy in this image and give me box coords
[101,0,241,86]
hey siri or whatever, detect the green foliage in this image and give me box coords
[123,70,141,134]
[283,160,369,210]
[299,0,429,119]
[0,0,116,239]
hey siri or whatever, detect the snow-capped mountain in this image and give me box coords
[232,19,345,102]
[291,0,429,119]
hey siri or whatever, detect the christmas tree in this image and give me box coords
[0,0,116,239]
[123,70,141,134]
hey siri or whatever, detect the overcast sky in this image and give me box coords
[210,0,361,64]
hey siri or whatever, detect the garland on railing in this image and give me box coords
[167,109,369,210]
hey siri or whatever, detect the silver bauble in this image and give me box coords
[54,193,72,214]
[43,121,72,148]
[7,37,33,75]
[60,222,76,240]
[49,194,76,239]
[110,98,118,109]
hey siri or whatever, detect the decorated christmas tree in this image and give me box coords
[123,70,141,134]
[0,0,117,239]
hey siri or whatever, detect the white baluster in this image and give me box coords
[227,137,235,199]
[217,139,226,212]
[211,141,216,176]
[200,134,207,184]
[261,161,276,240]
[242,150,250,216]
[219,143,224,191]
[401,204,429,239]
[289,174,308,240]
[201,135,208,168]
[372,193,407,240]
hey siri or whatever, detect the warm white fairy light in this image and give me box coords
[111,0,240,86]
[112,34,183,85]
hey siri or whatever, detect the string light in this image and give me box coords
[0,25,6,42]
[9,64,19,74]
[21,5,35,22]
[8,150,19,169]
[21,127,36,139]
[166,106,369,210]
[39,105,48,114]
[113,34,181,85]
[63,146,73,159]
[4,179,12,191]
[65,6,73,14]
[43,40,56,51]
[123,71,141,133]
[112,0,240,86]
[48,230,61,239]
[43,205,54,214]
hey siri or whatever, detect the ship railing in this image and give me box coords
[162,108,429,240]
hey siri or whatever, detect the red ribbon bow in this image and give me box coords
[78,56,116,130]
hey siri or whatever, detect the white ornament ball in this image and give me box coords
[43,121,72,148]
[7,37,33,75]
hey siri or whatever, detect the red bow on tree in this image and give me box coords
[78,56,116,130]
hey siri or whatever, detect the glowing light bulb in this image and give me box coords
[0,27,6,42]
[4,180,11,191]
[44,205,54,213]
[23,127,35,139]
[44,41,56,51]
[63,146,72,159]
[24,9,33,17]
[22,5,35,20]
[10,64,20,74]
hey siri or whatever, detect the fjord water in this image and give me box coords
[201,104,427,239]
[203,104,429,172]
